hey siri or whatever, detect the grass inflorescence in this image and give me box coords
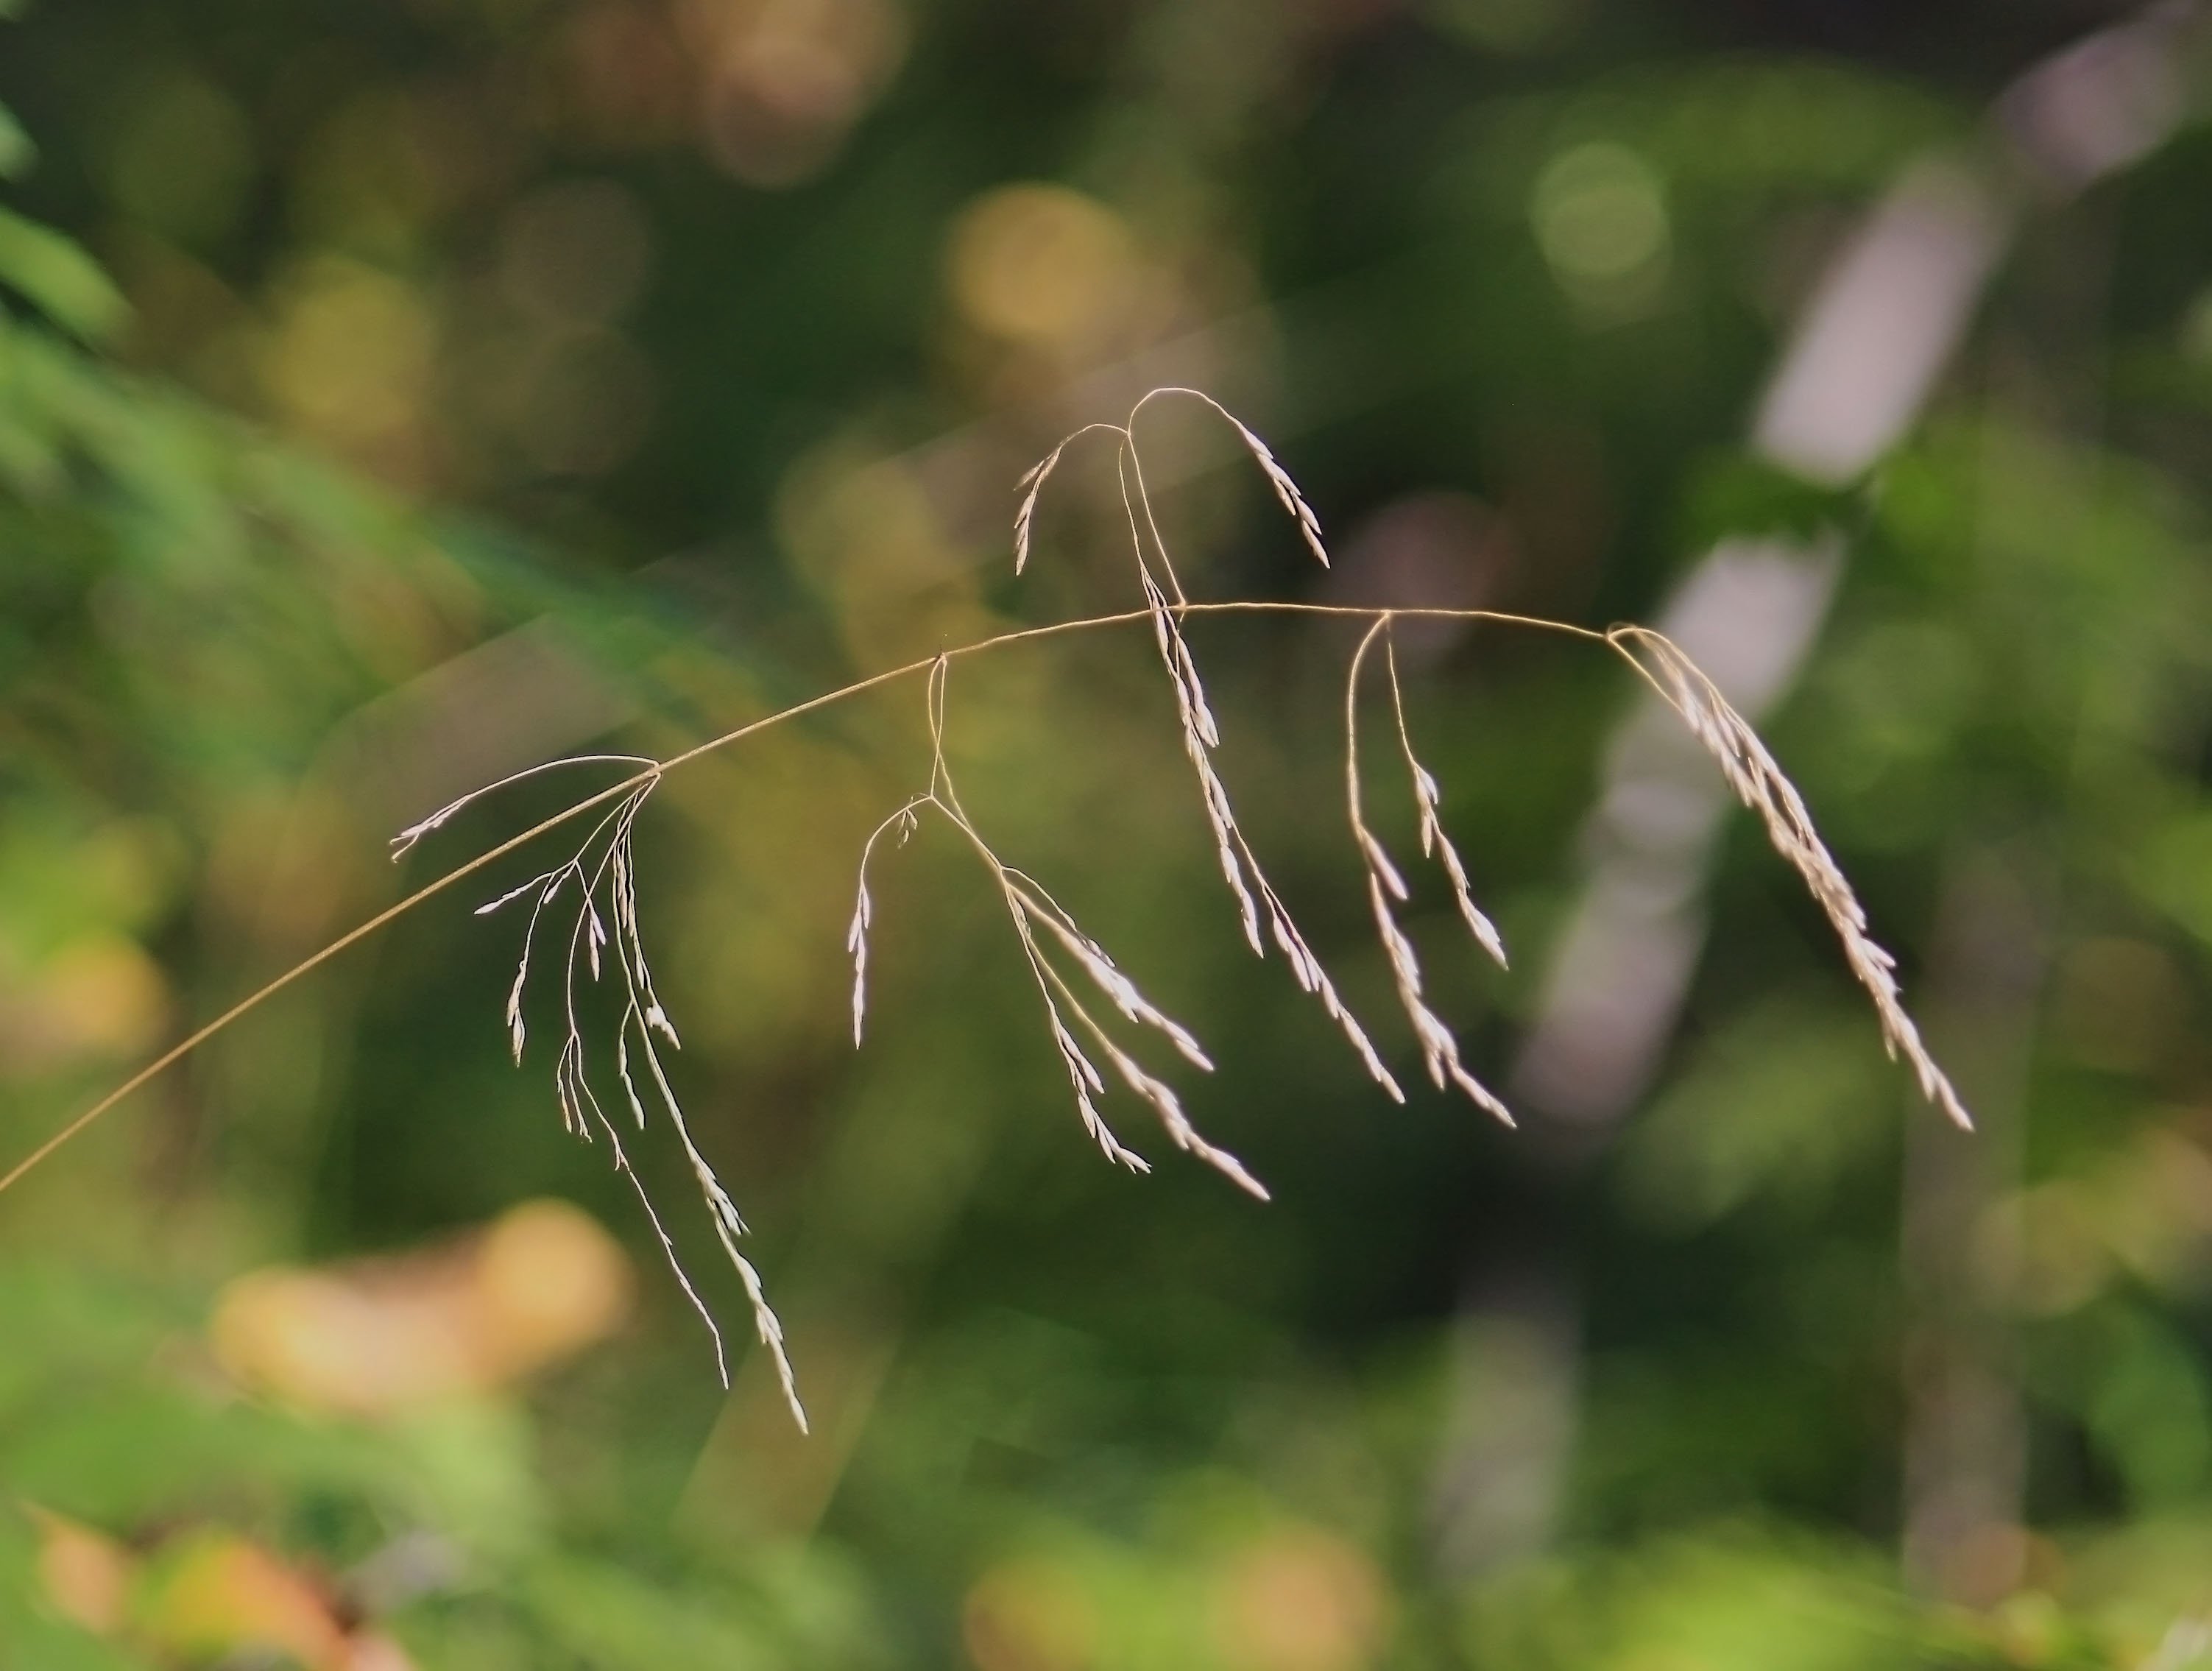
[7,389,1970,1429]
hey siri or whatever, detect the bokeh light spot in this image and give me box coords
[683,0,910,187]
[962,1558,1096,1671]
[103,71,256,247]
[1211,1527,1388,1671]
[1530,141,1669,288]
[947,184,1139,351]
[262,258,437,459]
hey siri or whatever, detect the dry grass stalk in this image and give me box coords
[413,756,808,1431]
[1345,618,1514,1126]
[21,388,1976,1434]
[1607,625,1974,1131]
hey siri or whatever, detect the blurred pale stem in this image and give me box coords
[1454,0,2195,1575]
[1901,850,2044,1604]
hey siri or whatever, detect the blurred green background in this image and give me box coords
[10,0,2212,1664]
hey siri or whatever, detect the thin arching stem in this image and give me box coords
[1118,435,1187,607]
[0,599,1601,1197]
[1345,614,1391,831]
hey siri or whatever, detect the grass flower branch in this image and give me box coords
[1346,618,1514,1126]
[5,389,1971,1430]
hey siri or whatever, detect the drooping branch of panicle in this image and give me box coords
[397,760,808,1432]
[1019,388,1408,1103]
[1604,625,1973,1131]
[848,657,1264,1198]
[11,389,1971,1432]
[1346,617,1514,1127]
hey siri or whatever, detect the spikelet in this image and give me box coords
[1008,872,1213,1070]
[1012,421,1128,573]
[584,899,607,981]
[1139,568,1264,953]
[499,871,569,1064]
[1223,411,1329,568]
[1385,637,1509,970]
[475,870,559,916]
[504,964,529,1064]
[615,1033,647,1130]
[1012,447,1062,576]
[1090,1029,1266,1200]
[999,875,1259,1190]
[1413,767,1508,967]
[729,1245,806,1435]
[1611,626,1972,1131]
[1131,388,1332,569]
[846,886,869,1045]
[1253,867,1405,1101]
[848,799,924,1048]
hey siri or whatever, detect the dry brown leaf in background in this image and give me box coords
[27,1505,134,1636]
[211,1197,632,1417]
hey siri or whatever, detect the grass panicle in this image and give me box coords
[11,389,1973,1435]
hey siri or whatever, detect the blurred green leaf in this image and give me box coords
[1461,1527,1918,1671]
[0,101,32,177]
[2130,808,2212,948]
[519,1558,775,1668]
[1616,1001,1897,1231]
[1679,451,1859,548]
[0,206,127,342]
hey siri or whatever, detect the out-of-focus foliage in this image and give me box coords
[13,0,2212,1666]
[0,1248,898,1667]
